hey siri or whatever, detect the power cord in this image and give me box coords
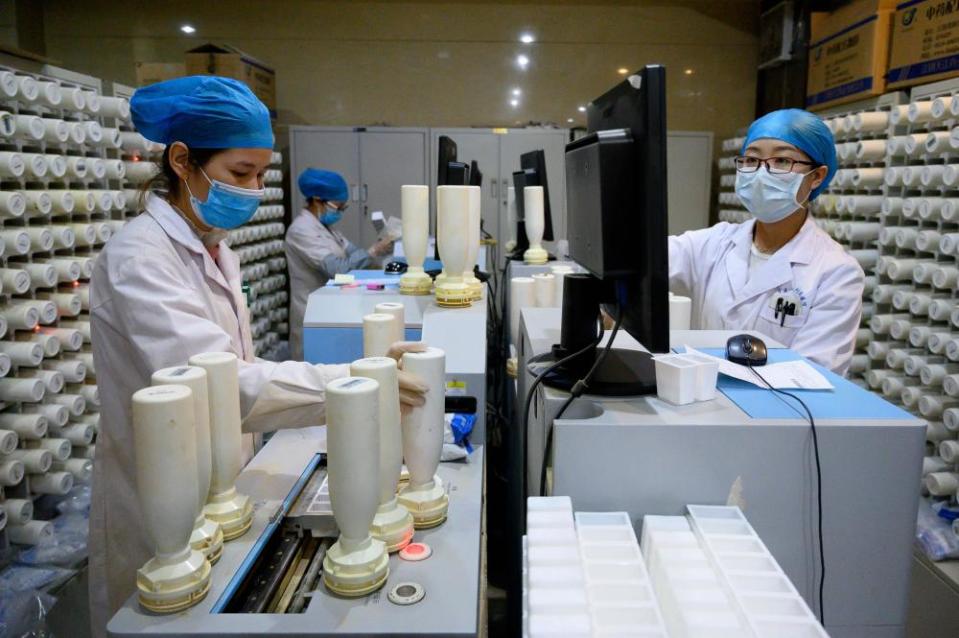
[746,363,825,625]
[521,315,604,501]
[539,306,623,496]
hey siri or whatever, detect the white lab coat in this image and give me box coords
[88,195,348,637]
[669,216,864,375]
[285,209,372,359]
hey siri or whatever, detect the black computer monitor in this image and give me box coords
[469,160,482,187]
[519,150,554,242]
[546,64,669,395]
[510,169,534,254]
[437,136,457,186]
[446,161,470,186]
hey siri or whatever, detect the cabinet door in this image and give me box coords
[359,128,429,247]
[666,131,714,235]
[288,127,361,244]
[498,130,569,248]
[429,129,502,246]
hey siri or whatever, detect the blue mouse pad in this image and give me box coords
[679,347,913,420]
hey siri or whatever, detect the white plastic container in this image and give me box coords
[654,355,698,406]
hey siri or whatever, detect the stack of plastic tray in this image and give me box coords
[576,511,668,637]
[523,496,591,638]
[641,506,828,637]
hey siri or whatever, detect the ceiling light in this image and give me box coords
[512,88,522,97]
[684,68,694,75]
[520,33,535,44]
[180,24,196,34]
[567,118,574,123]
[577,105,586,113]
[617,68,629,75]
[510,99,519,107]
[516,55,530,69]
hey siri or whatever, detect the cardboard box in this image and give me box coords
[806,0,896,110]
[185,43,276,117]
[134,62,185,87]
[888,0,959,89]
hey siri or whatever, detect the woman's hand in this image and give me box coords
[387,341,430,414]
[369,238,394,257]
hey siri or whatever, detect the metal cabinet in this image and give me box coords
[427,129,502,241]
[288,127,362,242]
[666,131,714,235]
[288,126,429,248]
[288,126,713,257]
[497,129,569,245]
[429,128,569,257]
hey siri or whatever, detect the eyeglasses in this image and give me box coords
[324,201,350,212]
[735,156,817,174]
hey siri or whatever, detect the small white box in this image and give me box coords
[680,352,721,401]
[528,496,574,513]
[654,354,699,405]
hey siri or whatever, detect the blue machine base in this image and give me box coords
[304,327,422,364]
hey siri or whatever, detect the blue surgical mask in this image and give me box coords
[320,206,342,226]
[186,169,264,230]
[735,167,810,224]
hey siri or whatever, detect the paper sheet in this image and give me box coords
[684,346,834,390]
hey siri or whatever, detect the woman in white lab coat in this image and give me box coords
[670,108,864,375]
[88,77,426,637]
[285,168,393,359]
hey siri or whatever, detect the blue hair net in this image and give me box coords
[131,76,273,149]
[741,108,836,200]
[298,168,349,201]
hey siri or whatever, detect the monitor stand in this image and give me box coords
[529,272,657,396]
[529,348,656,396]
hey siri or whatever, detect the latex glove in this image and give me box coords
[369,238,394,257]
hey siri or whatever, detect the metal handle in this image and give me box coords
[491,179,498,199]
[351,185,359,202]
[364,205,369,217]
[362,184,369,202]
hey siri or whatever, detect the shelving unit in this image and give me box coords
[0,60,145,547]
[716,134,749,224]
[227,153,289,360]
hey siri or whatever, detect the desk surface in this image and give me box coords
[109,429,485,637]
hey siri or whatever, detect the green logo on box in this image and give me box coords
[903,8,917,27]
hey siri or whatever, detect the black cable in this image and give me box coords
[747,363,825,625]
[539,308,623,495]
[521,316,604,501]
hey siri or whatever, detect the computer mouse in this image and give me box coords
[385,261,408,274]
[726,334,767,366]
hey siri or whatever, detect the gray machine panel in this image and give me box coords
[521,309,925,637]
[304,288,488,441]
[109,429,485,637]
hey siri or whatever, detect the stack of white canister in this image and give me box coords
[717,136,750,224]
[809,93,959,511]
[809,106,897,380]
[509,265,576,353]
[829,95,959,502]
[0,64,149,547]
[719,90,959,519]
[226,152,288,359]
